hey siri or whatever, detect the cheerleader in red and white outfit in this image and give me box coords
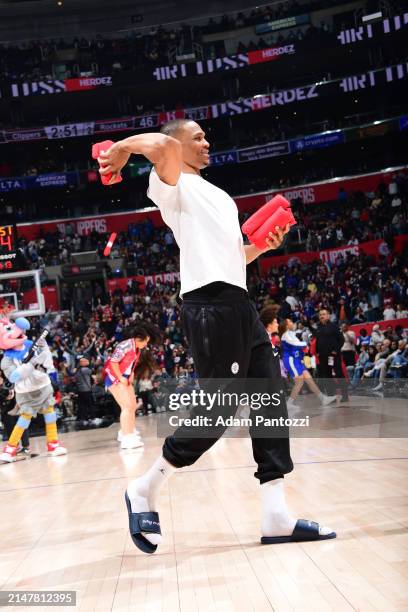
[105,322,160,449]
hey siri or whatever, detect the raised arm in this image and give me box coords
[98,133,182,186]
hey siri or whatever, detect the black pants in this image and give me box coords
[342,350,356,368]
[163,283,293,484]
[318,355,349,398]
[77,391,95,421]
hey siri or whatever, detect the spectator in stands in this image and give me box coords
[363,339,392,387]
[340,324,357,376]
[349,345,370,388]
[396,304,408,318]
[383,304,396,320]
[370,324,385,345]
[373,339,408,390]
[357,328,371,348]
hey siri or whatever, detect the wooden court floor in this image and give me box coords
[0,399,407,612]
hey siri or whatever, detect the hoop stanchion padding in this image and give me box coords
[91,140,123,186]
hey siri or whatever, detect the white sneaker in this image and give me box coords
[117,428,141,442]
[120,434,144,450]
[47,441,68,456]
[320,394,337,406]
[373,383,383,391]
[287,398,300,409]
[0,447,17,462]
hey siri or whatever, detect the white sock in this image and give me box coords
[127,455,176,546]
[261,479,296,537]
[261,479,333,537]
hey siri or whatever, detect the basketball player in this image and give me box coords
[98,120,336,552]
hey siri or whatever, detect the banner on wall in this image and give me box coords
[237,141,290,162]
[16,167,407,240]
[255,13,310,34]
[350,318,408,336]
[337,12,407,46]
[260,236,408,273]
[107,272,180,292]
[144,272,180,286]
[107,275,145,293]
[7,76,113,98]
[290,131,344,152]
[1,63,406,144]
[151,44,296,82]
[0,171,79,192]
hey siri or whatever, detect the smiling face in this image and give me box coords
[0,319,27,350]
[175,121,210,173]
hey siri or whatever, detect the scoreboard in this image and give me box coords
[0,224,19,272]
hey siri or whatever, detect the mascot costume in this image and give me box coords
[0,314,67,462]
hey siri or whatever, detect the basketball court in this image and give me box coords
[1,397,407,611]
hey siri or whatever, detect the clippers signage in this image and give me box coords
[56,218,108,236]
[1,63,406,144]
[337,12,407,45]
[260,236,408,273]
[16,167,407,242]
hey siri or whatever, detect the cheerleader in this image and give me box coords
[279,318,336,409]
[105,322,160,449]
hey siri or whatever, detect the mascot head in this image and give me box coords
[0,317,31,351]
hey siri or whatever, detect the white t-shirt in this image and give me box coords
[383,307,396,320]
[147,169,247,296]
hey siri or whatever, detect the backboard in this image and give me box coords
[0,270,45,318]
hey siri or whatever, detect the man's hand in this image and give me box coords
[98,142,130,184]
[244,223,291,265]
[261,224,291,253]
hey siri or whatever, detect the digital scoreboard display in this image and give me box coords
[0,224,19,272]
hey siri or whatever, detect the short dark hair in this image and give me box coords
[160,119,191,137]
[259,304,280,327]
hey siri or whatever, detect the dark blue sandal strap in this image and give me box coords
[291,519,320,541]
[131,512,161,535]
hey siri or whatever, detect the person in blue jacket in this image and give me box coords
[279,318,336,410]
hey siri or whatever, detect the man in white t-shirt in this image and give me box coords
[98,119,335,553]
